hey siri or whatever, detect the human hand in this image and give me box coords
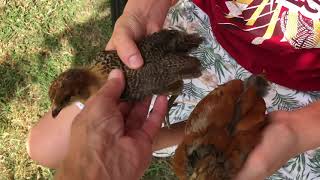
[106,0,174,69]
[55,69,168,180]
[235,111,300,180]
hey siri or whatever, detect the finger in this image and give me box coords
[72,70,126,140]
[119,102,133,118]
[142,96,168,140]
[83,69,125,120]
[106,37,116,50]
[125,97,152,130]
[87,69,125,105]
[106,25,143,69]
[146,22,161,34]
[114,28,143,69]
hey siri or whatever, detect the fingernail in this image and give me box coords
[108,69,122,80]
[128,55,143,69]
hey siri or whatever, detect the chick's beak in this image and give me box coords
[52,106,62,118]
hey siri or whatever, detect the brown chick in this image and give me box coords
[49,29,203,118]
[172,75,269,180]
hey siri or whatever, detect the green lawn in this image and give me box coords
[0,0,176,179]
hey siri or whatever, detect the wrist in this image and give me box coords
[126,0,172,11]
[286,106,320,153]
[269,111,301,155]
[283,111,305,154]
[124,0,172,26]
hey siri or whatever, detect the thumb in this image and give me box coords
[86,69,125,106]
[106,25,144,69]
[80,69,126,138]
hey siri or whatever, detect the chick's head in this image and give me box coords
[49,68,102,117]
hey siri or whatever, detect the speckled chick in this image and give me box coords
[49,29,203,118]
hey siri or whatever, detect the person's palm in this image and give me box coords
[56,70,168,180]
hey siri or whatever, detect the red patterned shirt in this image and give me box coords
[193,0,320,91]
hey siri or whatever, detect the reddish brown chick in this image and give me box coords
[172,75,269,180]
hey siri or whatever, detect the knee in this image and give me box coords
[26,128,45,167]
[26,127,59,169]
[26,127,37,160]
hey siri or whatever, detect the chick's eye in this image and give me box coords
[64,96,71,103]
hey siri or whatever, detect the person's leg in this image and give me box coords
[153,121,185,152]
[27,103,81,168]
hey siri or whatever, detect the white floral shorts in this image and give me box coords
[153,1,320,179]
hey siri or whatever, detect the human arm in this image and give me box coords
[54,69,168,179]
[27,105,186,169]
[235,101,320,180]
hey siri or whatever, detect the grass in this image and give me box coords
[143,157,178,180]
[0,0,175,179]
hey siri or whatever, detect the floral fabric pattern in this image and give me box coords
[159,0,320,179]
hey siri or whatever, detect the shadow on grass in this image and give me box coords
[0,55,27,127]
[0,61,26,103]
[0,2,112,95]
[42,5,113,66]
